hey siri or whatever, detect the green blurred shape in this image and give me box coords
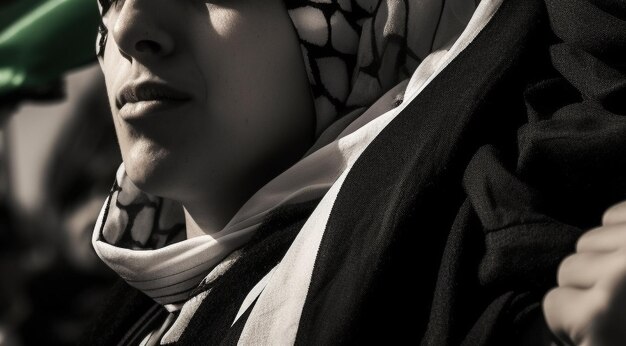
[0,0,100,98]
[0,0,46,32]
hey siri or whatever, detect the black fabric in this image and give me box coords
[177,199,320,345]
[83,0,626,344]
[295,0,553,343]
[79,279,159,346]
[293,0,626,345]
[80,200,318,345]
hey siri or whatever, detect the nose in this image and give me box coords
[111,0,175,60]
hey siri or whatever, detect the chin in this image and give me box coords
[122,140,176,198]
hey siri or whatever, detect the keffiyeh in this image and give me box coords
[92,0,481,339]
[82,0,626,344]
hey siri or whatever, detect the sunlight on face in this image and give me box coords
[97,0,315,223]
[205,4,238,37]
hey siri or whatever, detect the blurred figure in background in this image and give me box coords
[0,0,118,344]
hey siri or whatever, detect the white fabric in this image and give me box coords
[232,266,278,327]
[160,290,210,344]
[237,1,504,344]
[93,0,480,312]
[90,0,488,343]
[92,172,255,308]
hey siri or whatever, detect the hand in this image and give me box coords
[544,201,626,346]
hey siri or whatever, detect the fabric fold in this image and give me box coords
[93,0,478,311]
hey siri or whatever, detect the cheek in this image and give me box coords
[100,54,143,176]
[100,46,126,112]
[193,3,315,168]
[205,5,239,36]
[100,41,136,140]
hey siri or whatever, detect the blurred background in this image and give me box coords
[1,0,120,344]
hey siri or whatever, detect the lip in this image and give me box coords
[116,81,192,120]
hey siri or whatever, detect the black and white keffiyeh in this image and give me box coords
[91,0,496,343]
[84,0,626,344]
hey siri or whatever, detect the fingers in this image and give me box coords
[577,224,626,253]
[576,201,626,252]
[557,250,626,290]
[544,200,626,346]
[558,252,607,289]
[602,201,626,226]
[577,201,626,253]
[544,287,614,346]
[543,287,593,345]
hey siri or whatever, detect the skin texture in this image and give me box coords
[98,0,315,237]
[544,200,626,346]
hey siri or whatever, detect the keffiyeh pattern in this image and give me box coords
[285,0,476,132]
[92,0,478,323]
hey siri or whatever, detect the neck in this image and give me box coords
[178,147,310,239]
[181,182,257,239]
[183,201,237,239]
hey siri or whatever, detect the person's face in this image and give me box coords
[98,0,315,203]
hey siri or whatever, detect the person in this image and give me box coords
[82,0,626,344]
[87,0,480,344]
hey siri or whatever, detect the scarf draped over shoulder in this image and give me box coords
[92,0,479,311]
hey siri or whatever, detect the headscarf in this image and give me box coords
[286,0,475,134]
[92,0,478,310]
